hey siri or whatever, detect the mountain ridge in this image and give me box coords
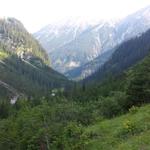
[34,6,150,79]
[0,18,70,99]
[85,28,150,83]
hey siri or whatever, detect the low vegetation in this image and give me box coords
[0,53,149,149]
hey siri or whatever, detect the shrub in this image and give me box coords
[117,119,142,138]
[63,122,89,150]
[129,106,139,114]
[123,120,136,134]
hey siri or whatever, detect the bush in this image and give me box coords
[63,122,89,150]
[117,119,143,138]
[129,106,139,114]
[123,120,136,134]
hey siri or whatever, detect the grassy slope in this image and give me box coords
[85,104,150,150]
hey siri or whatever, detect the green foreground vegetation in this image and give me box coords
[0,98,150,150]
[0,53,149,150]
[86,104,150,150]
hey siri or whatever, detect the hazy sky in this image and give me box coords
[0,0,150,32]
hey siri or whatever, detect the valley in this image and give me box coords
[0,4,150,150]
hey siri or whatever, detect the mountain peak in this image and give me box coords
[35,5,150,78]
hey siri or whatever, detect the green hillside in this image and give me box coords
[86,29,150,82]
[0,48,149,150]
[0,50,69,98]
[0,18,70,99]
[85,104,150,150]
[0,18,49,65]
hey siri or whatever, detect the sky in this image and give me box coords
[0,0,150,33]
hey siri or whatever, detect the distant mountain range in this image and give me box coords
[34,5,150,80]
[34,19,118,74]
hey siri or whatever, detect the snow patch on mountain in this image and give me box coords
[68,61,80,67]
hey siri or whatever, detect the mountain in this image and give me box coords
[49,21,118,73]
[34,6,150,79]
[34,18,119,73]
[66,5,150,80]
[86,28,150,82]
[0,18,49,65]
[65,49,115,80]
[34,20,118,73]
[34,18,94,53]
[0,18,69,100]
